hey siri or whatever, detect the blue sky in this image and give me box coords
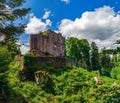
[20,0,120,54]
[24,0,120,30]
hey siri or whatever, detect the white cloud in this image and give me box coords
[61,0,70,4]
[42,11,51,19]
[20,45,30,54]
[59,6,120,49]
[0,34,5,42]
[25,14,52,34]
[46,19,52,26]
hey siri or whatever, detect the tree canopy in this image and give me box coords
[0,0,30,36]
[66,37,90,70]
[0,0,30,56]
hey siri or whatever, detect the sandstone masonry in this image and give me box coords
[30,29,65,57]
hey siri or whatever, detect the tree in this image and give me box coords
[0,1,30,101]
[115,39,120,44]
[66,37,81,60]
[91,42,101,71]
[115,39,120,54]
[0,0,30,36]
[111,62,120,79]
[116,47,120,54]
[100,54,111,76]
[0,45,12,72]
[0,0,30,56]
[100,48,111,69]
[80,39,90,70]
[66,37,90,70]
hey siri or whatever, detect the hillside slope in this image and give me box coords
[5,62,120,103]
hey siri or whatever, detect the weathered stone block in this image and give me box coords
[30,29,65,57]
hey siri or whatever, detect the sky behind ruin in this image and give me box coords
[20,0,120,54]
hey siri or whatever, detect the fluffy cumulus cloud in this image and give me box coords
[42,10,51,19]
[20,45,30,54]
[59,6,120,49]
[16,40,29,54]
[25,14,52,34]
[23,11,52,54]
[61,0,70,4]
[0,34,5,42]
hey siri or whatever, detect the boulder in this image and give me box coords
[34,71,48,87]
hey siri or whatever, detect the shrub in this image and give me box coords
[101,68,111,77]
[0,46,12,72]
[111,62,120,79]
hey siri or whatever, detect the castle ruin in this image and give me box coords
[30,29,65,57]
[19,29,74,84]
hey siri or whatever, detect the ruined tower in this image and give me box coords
[30,29,65,57]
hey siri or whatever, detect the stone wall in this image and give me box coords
[24,55,74,71]
[30,29,65,57]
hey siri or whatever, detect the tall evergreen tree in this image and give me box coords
[116,39,120,44]
[0,0,30,56]
[80,39,91,70]
[0,0,30,101]
[91,42,101,71]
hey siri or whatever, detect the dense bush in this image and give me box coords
[101,68,111,77]
[6,63,120,103]
[24,54,67,72]
[24,54,39,71]
[0,46,12,72]
[111,62,120,79]
[0,46,12,102]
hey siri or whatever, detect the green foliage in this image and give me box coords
[66,37,80,60]
[40,31,49,36]
[0,46,12,72]
[0,0,30,101]
[0,0,30,21]
[80,39,91,70]
[111,62,120,79]
[100,54,111,68]
[0,46,12,102]
[116,39,120,44]
[0,33,119,102]
[91,42,101,71]
[51,67,120,103]
[100,53,112,76]
[66,37,90,70]
[101,68,111,77]
[7,62,51,102]
[5,62,120,103]
[24,54,39,71]
[24,54,55,71]
[0,0,30,55]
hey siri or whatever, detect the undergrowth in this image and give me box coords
[5,62,120,103]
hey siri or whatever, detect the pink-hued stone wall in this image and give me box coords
[30,29,65,57]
